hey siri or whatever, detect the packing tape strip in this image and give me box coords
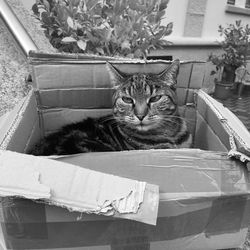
[0,197,249,249]
[205,195,248,237]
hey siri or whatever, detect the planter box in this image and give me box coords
[0,53,250,250]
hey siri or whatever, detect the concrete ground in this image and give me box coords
[0,0,55,117]
[0,18,29,117]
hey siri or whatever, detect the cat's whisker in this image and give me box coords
[160,119,183,127]
[160,115,194,125]
[161,118,184,125]
[161,114,189,120]
[99,117,115,122]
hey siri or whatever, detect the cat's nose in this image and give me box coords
[134,104,148,121]
[137,114,145,121]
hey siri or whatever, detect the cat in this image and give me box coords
[29,59,192,156]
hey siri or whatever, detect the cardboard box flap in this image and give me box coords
[0,151,50,200]
[29,50,123,61]
[0,92,35,151]
[0,91,39,153]
[29,53,207,92]
[0,150,159,225]
[54,148,250,203]
[198,90,250,162]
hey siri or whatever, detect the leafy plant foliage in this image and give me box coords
[209,20,250,81]
[32,0,173,58]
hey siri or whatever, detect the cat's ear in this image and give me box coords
[106,62,128,87]
[157,59,180,89]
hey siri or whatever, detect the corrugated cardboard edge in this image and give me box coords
[29,50,205,64]
[0,150,159,225]
[198,90,250,163]
[0,90,34,150]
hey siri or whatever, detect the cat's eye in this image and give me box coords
[149,95,162,103]
[122,96,134,104]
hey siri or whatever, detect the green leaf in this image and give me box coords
[152,39,171,48]
[128,0,138,10]
[71,0,80,7]
[57,28,63,36]
[147,13,156,24]
[41,12,52,25]
[121,40,131,50]
[113,0,127,15]
[134,48,144,58]
[236,20,241,28]
[128,0,145,11]
[77,40,87,51]
[61,36,77,43]
[86,31,99,44]
[126,53,134,58]
[43,0,50,11]
[60,5,72,21]
[67,16,75,29]
[48,27,55,36]
[159,0,169,11]
[86,0,100,10]
[96,47,104,55]
[32,4,39,15]
[155,10,165,23]
[163,22,173,36]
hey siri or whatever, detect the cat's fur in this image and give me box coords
[30,59,192,156]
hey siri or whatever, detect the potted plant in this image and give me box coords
[209,20,250,99]
[32,0,173,59]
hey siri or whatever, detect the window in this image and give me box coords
[227,0,250,7]
[226,0,250,15]
[246,0,250,8]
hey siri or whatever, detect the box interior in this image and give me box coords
[2,60,232,154]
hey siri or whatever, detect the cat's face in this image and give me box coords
[106,60,180,132]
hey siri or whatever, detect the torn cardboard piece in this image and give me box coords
[0,151,50,200]
[0,150,159,225]
[54,148,250,201]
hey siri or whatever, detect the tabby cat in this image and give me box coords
[30,59,192,156]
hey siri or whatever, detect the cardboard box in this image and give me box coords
[1,53,250,249]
